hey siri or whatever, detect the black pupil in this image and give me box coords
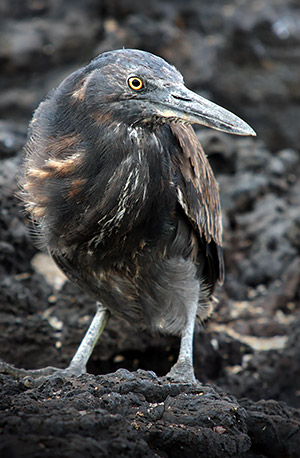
[132,79,141,87]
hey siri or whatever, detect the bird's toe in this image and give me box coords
[0,360,86,387]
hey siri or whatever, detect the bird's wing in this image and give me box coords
[170,123,224,289]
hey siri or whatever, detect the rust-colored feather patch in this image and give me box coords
[26,168,51,180]
[27,204,47,219]
[71,70,98,102]
[23,132,83,224]
[67,178,86,199]
[92,111,113,124]
[44,152,82,177]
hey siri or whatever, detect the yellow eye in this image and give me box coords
[128,76,144,91]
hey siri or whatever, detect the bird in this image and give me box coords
[2,49,255,384]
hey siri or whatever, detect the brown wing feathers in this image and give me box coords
[170,123,224,286]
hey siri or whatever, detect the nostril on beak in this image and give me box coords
[172,94,192,102]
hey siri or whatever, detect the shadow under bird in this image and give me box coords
[2,49,256,383]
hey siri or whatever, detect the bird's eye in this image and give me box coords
[128,76,144,91]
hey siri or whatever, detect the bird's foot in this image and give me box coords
[0,359,85,387]
[165,360,198,384]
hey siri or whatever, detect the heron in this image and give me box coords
[2,49,255,383]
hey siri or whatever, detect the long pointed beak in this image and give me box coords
[155,85,256,136]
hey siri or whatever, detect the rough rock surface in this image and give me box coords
[0,1,299,457]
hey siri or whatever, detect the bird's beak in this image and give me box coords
[155,85,256,136]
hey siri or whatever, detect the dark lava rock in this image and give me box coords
[1,369,299,458]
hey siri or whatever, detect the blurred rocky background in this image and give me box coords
[0,0,299,457]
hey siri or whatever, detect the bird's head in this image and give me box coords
[71,49,255,136]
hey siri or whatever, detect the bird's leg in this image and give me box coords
[67,303,110,375]
[166,300,198,384]
[0,303,110,383]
